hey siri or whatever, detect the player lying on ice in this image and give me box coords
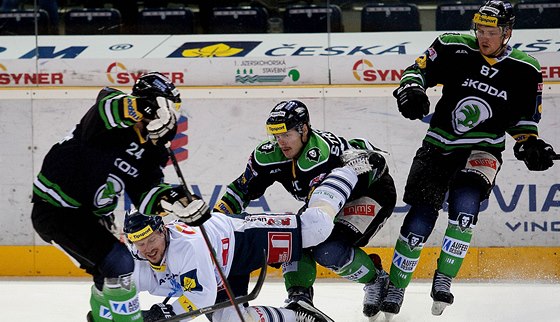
[124,149,378,322]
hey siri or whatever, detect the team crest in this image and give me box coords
[306,147,321,163]
[258,142,275,154]
[452,96,492,134]
[180,269,203,292]
[457,212,474,231]
[406,232,424,250]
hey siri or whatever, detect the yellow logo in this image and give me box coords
[473,13,498,27]
[266,123,288,134]
[127,225,154,242]
[182,43,244,57]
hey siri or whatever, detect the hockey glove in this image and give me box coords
[393,82,430,120]
[513,136,555,171]
[340,149,373,175]
[146,97,178,145]
[161,195,211,226]
[142,303,175,322]
[135,96,159,119]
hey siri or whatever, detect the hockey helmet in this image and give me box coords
[132,72,181,104]
[123,210,164,242]
[266,100,310,136]
[473,0,515,28]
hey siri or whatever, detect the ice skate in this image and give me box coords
[381,282,405,321]
[363,269,389,321]
[430,270,454,316]
[284,286,314,310]
[291,299,335,322]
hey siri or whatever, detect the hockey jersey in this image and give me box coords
[401,33,543,155]
[214,129,380,214]
[32,88,169,216]
[132,214,236,317]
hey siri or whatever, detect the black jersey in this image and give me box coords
[32,88,168,216]
[401,33,543,155]
[214,129,380,214]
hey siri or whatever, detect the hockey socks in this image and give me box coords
[388,237,423,289]
[335,247,377,284]
[437,223,473,277]
[283,251,317,292]
[89,285,113,322]
[102,275,143,322]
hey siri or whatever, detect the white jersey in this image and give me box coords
[132,213,236,317]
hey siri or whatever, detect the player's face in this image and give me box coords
[274,126,307,159]
[476,24,510,56]
[134,230,166,264]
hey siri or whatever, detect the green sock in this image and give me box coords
[336,247,377,284]
[437,223,473,277]
[89,285,113,321]
[389,238,423,289]
[102,276,143,322]
[283,250,317,290]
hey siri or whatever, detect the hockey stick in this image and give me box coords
[155,251,268,322]
[165,144,246,322]
[553,154,560,160]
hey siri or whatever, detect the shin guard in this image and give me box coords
[103,275,143,322]
[282,251,317,290]
[89,285,113,322]
[437,223,473,278]
[389,237,423,289]
[335,247,377,283]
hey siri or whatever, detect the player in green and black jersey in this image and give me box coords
[214,100,397,319]
[382,1,557,319]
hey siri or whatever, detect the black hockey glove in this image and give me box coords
[513,136,555,171]
[135,96,159,119]
[142,303,175,322]
[393,82,430,120]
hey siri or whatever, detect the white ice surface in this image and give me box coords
[2,278,559,322]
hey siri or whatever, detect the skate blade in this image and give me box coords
[431,301,451,316]
[296,300,335,322]
[367,311,382,321]
[383,312,396,322]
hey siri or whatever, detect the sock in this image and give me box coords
[389,237,423,289]
[282,251,317,290]
[89,285,113,321]
[335,247,377,283]
[437,223,473,278]
[103,275,143,322]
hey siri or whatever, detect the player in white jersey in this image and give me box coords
[126,150,374,322]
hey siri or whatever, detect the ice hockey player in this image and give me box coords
[31,72,208,322]
[382,0,557,319]
[125,148,375,322]
[213,100,397,320]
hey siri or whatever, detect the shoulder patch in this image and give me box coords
[180,269,203,292]
[297,132,332,171]
[254,140,290,166]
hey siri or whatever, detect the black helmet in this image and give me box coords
[132,72,181,103]
[266,100,310,135]
[123,210,164,242]
[473,0,515,28]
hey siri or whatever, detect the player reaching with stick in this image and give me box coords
[125,148,375,322]
[31,72,209,322]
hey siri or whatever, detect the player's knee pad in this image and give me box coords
[453,150,499,198]
[300,207,334,248]
[312,240,352,270]
[400,204,439,244]
[98,242,135,279]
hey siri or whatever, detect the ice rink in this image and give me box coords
[3,277,559,322]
